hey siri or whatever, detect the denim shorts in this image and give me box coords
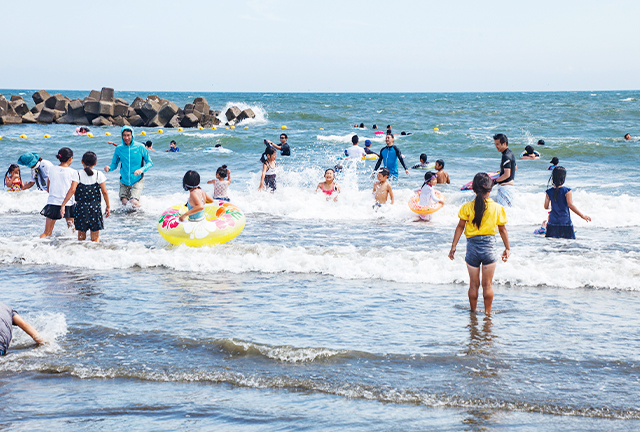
[465,235,497,267]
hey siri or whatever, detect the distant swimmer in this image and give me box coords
[145,140,156,151]
[411,153,429,169]
[493,133,516,207]
[1,301,46,356]
[76,126,90,135]
[359,122,365,129]
[520,145,540,160]
[166,140,179,152]
[400,131,412,136]
[448,173,510,315]
[435,159,450,184]
[265,133,291,156]
[316,168,340,201]
[345,135,365,158]
[548,156,559,170]
[372,167,393,208]
[386,124,392,135]
[624,133,631,140]
[537,139,545,145]
[372,124,378,130]
[371,134,410,180]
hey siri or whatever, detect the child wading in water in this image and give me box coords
[259,147,277,192]
[316,168,341,201]
[4,164,23,191]
[207,165,231,201]
[372,168,393,209]
[180,171,213,222]
[544,166,591,239]
[416,171,444,221]
[449,173,510,315]
[60,152,111,242]
[40,148,77,238]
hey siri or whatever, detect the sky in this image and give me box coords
[2,0,639,92]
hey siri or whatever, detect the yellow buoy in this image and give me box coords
[198,126,204,130]
[20,134,27,139]
[230,126,235,129]
[44,134,51,138]
[211,126,216,130]
[105,132,111,136]
[320,128,324,130]
[244,126,248,129]
[140,131,147,136]
[158,129,164,134]
[87,133,94,137]
[0,136,3,140]
[281,126,287,129]
[178,127,183,131]
[434,127,439,131]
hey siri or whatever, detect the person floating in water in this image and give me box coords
[411,153,429,169]
[449,172,510,315]
[624,133,631,140]
[520,145,540,160]
[371,134,410,180]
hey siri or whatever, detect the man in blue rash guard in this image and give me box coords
[371,134,410,180]
[104,126,153,208]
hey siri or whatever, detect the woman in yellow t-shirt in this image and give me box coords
[449,173,510,315]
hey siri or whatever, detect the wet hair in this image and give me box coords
[214,144,221,148]
[325,168,335,176]
[624,133,631,139]
[419,153,427,163]
[145,140,153,148]
[183,170,201,191]
[351,135,359,145]
[5,164,21,183]
[170,140,176,145]
[550,166,567,202]
[379,167,390,178]
[550,156,559,165]
[493,133,508,145]
[435,159,445,168]
[386,125,391,129]
[422,171,436,188]
[471,173,493,229]
[401,131,407,136]
[280,133,288,139]
[359,123,364,128]
[261,146,276,163]
[81,151,97,176]
[56,147,73,163]
[372,124,378,129]
[525,145,534,154]
[216,165,228,179]
[537,139,545,145]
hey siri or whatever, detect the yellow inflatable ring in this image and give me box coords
[363,154,378,160]
[408,190,445,215]
[157,201,246,247]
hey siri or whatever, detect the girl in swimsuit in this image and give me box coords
[316,168,341,201]
[180,170,213,222]
[259,147,277,192]
[4,164,23,191]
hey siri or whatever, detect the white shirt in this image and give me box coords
[419,184,439,206]
[346,145,365,159]
[46,166,78,206]
[30,159,54,189]
[78,169,106,185]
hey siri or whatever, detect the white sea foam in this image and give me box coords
[217,102,268,126]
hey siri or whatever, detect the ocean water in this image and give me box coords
[1,90,640,430]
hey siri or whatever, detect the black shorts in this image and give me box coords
[40,204,75,220]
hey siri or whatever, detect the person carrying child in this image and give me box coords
[416,171,444,221]
[39,148,76,238]
[449,173,510,315]
[180,171,214,222]
[259,147,278,192]
[372,168,394,209]
[544,166,591,239]
[1,301,45,356]
[316,168,341,201]
[4,164,23,191]
[434,159,450,184]
[207,165,231,201]
[60,152,111,242]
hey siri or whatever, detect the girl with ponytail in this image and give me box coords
[544,166,590,239]
[449,172,510,315]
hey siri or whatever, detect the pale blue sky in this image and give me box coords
[3,0,639,92]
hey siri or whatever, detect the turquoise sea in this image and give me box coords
[1,90,640,430]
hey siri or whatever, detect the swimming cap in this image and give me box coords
[18,152,39,167]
